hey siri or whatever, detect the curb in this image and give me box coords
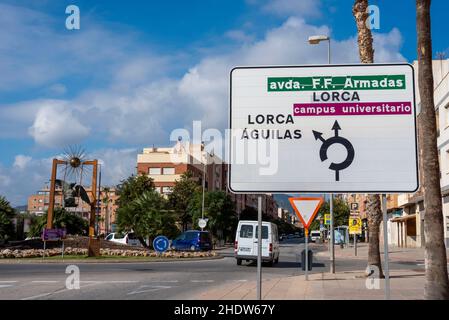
[0,254,224,264]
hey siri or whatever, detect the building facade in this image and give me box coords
[136,140,278,219]
[386,59,449,248]
[27,186,119,236]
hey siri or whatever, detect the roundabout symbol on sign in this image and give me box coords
[153,235,170,254]
[313,120,355,181]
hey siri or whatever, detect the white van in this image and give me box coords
[309,230,321,242]
[234,220,280,266]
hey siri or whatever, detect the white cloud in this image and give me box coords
[28,100,90,147]
[13,155,32,170]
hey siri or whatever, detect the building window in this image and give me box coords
[163,167,175,175]
[149,167,161,175]
[38,199,43,203]
[162,187,173,194]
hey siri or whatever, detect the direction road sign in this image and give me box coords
[349,217,362,235]
[229,63,418,193]
[153,235,170,253]
[42,228,66,241]
[288,197,324,229]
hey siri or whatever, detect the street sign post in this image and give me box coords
[229,63,418,193]
[153,236,170,254]
[349,216,362,256]
[288,197,324,280]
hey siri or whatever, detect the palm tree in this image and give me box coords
[416,0,449,299]
[0,196,15,241]
[352,0,384,278]
[102,187,112,235]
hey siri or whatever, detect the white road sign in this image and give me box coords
[229,63,418,193]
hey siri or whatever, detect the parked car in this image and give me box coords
[170,230,212,251]
[234,220,280,267]
[105,232,140,246]
[309,230,321,242]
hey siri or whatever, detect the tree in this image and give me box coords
[352,0,384,278]
[310,197,349,231]
[0,196,15,241]
[116,174,155,206]
[28,207,88,237]
[102,187,112,235]
[168,171,202,230]
[189,191,237,242]
[116,190,179,247]
[416,0,449,299]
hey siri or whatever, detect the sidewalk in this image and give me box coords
[194,243,434,300]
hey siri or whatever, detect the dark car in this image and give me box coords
[171,230,212,251]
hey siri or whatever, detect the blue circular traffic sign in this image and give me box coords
[153,235,170,253]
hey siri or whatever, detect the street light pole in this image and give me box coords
[308,34,334,273]
[201,157,206,231]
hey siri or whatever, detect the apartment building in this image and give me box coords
[27,186,119,235]
[389,58,449,248]
[136,140,278,219]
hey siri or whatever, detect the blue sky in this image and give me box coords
[0,0,448,205]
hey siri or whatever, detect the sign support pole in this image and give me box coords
[354,234,357,256]
[256,196,262,300]
[305,228,309,281]
[330,193,335,273]
[382,194,390,300]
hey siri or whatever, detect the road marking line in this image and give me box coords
[0,281,18,283]
[0,285,14,288]
[191,280,214,283]
[32,281,59,283]
[21,283,100,300]
[80,280,139,284]
[227,279,248,282]
[127,285,172,295]
[146,280,179,283]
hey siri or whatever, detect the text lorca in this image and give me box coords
[242,114,302,140]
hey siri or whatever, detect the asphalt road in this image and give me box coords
[0,238,424,300]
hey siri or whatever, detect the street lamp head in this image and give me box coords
[308,35,330,44]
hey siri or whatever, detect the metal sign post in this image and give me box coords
[382,194,390,300]
[305,228,309,280]
[256,196,262,300]
[330,194,335,273]
[354,234,357,256]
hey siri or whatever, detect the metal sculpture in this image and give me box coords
[46,146,100,256]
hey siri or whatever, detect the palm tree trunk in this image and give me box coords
[352,0,384,278]
[416,0,449,300]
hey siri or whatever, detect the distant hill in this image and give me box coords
[14,205,27,213]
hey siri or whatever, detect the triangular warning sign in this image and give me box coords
[288,197,324,229]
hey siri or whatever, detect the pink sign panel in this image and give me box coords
[293,101,412,117]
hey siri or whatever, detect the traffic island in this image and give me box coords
[0,247,221,262]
